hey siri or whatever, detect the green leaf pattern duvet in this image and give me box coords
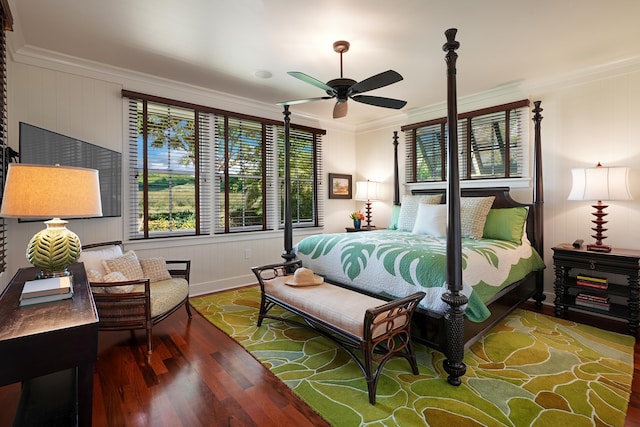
[294,230,545,322]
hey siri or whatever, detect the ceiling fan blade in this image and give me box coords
[277,96,333,106]
[351,95,407,109]
[287,71,335,93]
[333,101,348,119]
[349,70,403,95]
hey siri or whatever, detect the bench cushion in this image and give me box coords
[265,277,388,338]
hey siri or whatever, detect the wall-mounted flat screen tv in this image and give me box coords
[19,122,122,218]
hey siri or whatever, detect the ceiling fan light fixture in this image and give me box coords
[332,40,350,54]
[278,40,406,118]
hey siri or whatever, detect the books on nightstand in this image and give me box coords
[576,274,608,291]
[20,276,73,306]
[575,291,610,311]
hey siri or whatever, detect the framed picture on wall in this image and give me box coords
[328,173,352,199]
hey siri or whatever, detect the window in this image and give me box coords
[124,91,324,239]
[277,126,322,227]
[214,116,271,232]
[402,100,530,183]
[126,98,211,239]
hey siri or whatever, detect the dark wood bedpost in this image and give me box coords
[441,28,467,386]
[532,101,545,306]
[282,105,295,261]
[392,131,400,206]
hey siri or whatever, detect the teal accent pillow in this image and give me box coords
[482,207,528,244]
[388,204,401,230]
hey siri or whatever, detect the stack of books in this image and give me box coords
[575,292,610,311]
[20,276,73,306]
[576,274,608,291]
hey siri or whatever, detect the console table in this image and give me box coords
[0,263,98,426]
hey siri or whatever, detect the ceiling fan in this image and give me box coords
[279,40,407,119]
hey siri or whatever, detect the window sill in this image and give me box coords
[124,226,324,251]
[405,177,531,191]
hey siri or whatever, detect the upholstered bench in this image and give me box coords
[79,241,191,355]
[251,260,425,404]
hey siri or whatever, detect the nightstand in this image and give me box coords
[345,226,377,232]
[552,243,640,335]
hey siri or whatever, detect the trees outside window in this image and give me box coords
[125,92,324,239]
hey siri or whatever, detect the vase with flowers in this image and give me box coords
[350,210,365,229]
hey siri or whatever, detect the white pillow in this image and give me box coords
[102,250,144,280]
[412,203,447,237]
[79,245,123,277]
[140,257,172,283]
[397,194,442,232]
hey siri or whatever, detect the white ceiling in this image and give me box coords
[8,0,640,126]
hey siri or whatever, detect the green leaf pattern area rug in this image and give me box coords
[190,286,634,427]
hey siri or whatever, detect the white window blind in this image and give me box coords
[402,100,530,183]
[125,91,324,238]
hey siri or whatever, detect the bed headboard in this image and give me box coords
[410,187,537,249]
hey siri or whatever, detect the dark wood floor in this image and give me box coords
[0,300,637,426]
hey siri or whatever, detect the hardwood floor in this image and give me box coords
[0,300,637,426]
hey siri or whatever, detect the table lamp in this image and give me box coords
[0,164,103,278]
[355,180,380,229]
[568,163,631,252]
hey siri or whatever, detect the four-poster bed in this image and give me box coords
[278,28,546,385]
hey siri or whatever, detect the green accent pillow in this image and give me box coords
[388,205,401,230]
[483,207,529,244]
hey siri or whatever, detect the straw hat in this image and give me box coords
[285,267,324,287]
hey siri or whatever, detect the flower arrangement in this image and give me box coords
[349,210,365,221]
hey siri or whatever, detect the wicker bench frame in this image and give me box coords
[82,241,191,355]
[251,260,425,404]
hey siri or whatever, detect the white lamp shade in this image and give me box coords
[354,180,380,201]
[568,166,632,201]
[0,164,103,218]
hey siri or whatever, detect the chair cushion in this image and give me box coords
[146,278,189,318]
[140,257,172,283]
[102,250,144,280]
[79,245,123,277]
